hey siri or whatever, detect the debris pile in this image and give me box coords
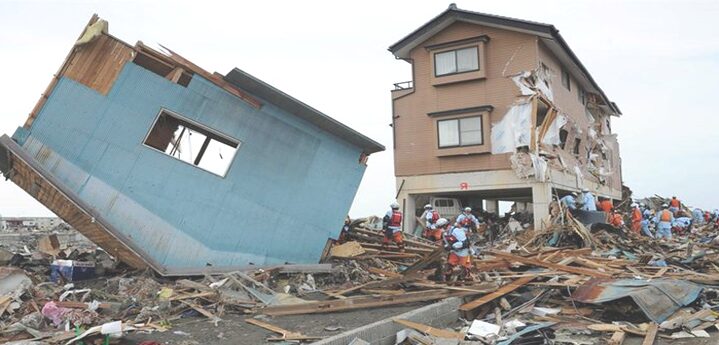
[1,208,718,344]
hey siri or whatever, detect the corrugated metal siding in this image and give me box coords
[14,62,365,272]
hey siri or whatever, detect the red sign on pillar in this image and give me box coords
[459,182,469,190]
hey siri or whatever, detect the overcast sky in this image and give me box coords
[0,0,717,218]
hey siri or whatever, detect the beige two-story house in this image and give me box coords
[389,4,623,231]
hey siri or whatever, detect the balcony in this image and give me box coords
[393,81,413,90]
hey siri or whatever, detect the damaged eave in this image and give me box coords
[223,68,385,155]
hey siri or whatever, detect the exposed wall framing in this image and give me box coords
[24,14,263,130]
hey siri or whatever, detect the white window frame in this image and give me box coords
[434,47,480,77]
[437,115,484,148]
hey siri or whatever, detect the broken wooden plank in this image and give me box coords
[609,331,626,345]
[393,319,464,340]
[641,323,658,345]
[263,289,477,316]
[489,251,612,278]
[167,291,218,301]
[246,318,322,342]
[403,247,445,275]
[459,276,536,312]
[179,300,220,321]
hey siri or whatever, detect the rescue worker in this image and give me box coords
[692,208,704,226]
[429,218,451,245]
[640,214,654,238]
[609,211,624,228]
[382,202,404,252]
[630,203,643,233]
[654,204,674,240]
[455,207,480,232]
[560,192,578,211]
[580,188,597,211]
[669,196,681,215]
[421,204,440,240]
[338,217,351,243]
[642,204,653,219]
[442,224,471,282]
[598,197,613,213]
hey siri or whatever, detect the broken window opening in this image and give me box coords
[144,110,240,176]
[133,51,193,87]
[561,67,571,91]
[535,101,550,128]
[572,138,581,156]
[559,129,569,150]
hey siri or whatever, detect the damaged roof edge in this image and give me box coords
[388,5,622,116]
[223,68,385,154]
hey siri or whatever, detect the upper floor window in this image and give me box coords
[561,67,571,91]
[434,47,479,77]
[578,88,586,105]
[438,116,483,148]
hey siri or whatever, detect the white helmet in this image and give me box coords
[661,204,668,208]
[581,188,589,193]
[390,202,400,209]
[436,218,449,227]
[631,203,638,208]
[424,204,432,209]
[464,207,472,212]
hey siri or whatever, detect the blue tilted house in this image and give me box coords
[0,16,383,275]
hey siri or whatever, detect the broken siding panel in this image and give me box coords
[10,57,366,273]
[63,34,134,95]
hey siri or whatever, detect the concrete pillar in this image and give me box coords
[485,199,499,214]
[399,193,416,234]
[532,183,553,230]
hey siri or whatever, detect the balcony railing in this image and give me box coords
[393,81,414,90]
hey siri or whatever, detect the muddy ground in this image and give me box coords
[125,304,426,344]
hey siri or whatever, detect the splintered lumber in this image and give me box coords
[179,300,219,321]
[393,319,464,340]
[403,247,445,275]
[459,276,536,312]
[489,251,612,278]
[642,323,658,345]
[609,331,626,345]
[411,282,497,294]
[262,289,477,316]
[360,243,433,255]
[246,319,322,342]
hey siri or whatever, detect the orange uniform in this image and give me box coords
[609,213,624,228]
[383,231,403,246]
[599,200,613,213]
[447,252,472,269]
[631,208,642,232]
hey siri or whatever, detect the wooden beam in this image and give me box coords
[489,251,612,278]
[393,319,464,340]
[459,276,536,312]
[641,323,658,345]
[608,331,626,345]
[262,289,476,316]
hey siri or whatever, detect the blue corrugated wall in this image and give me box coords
[14,62,366,271]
